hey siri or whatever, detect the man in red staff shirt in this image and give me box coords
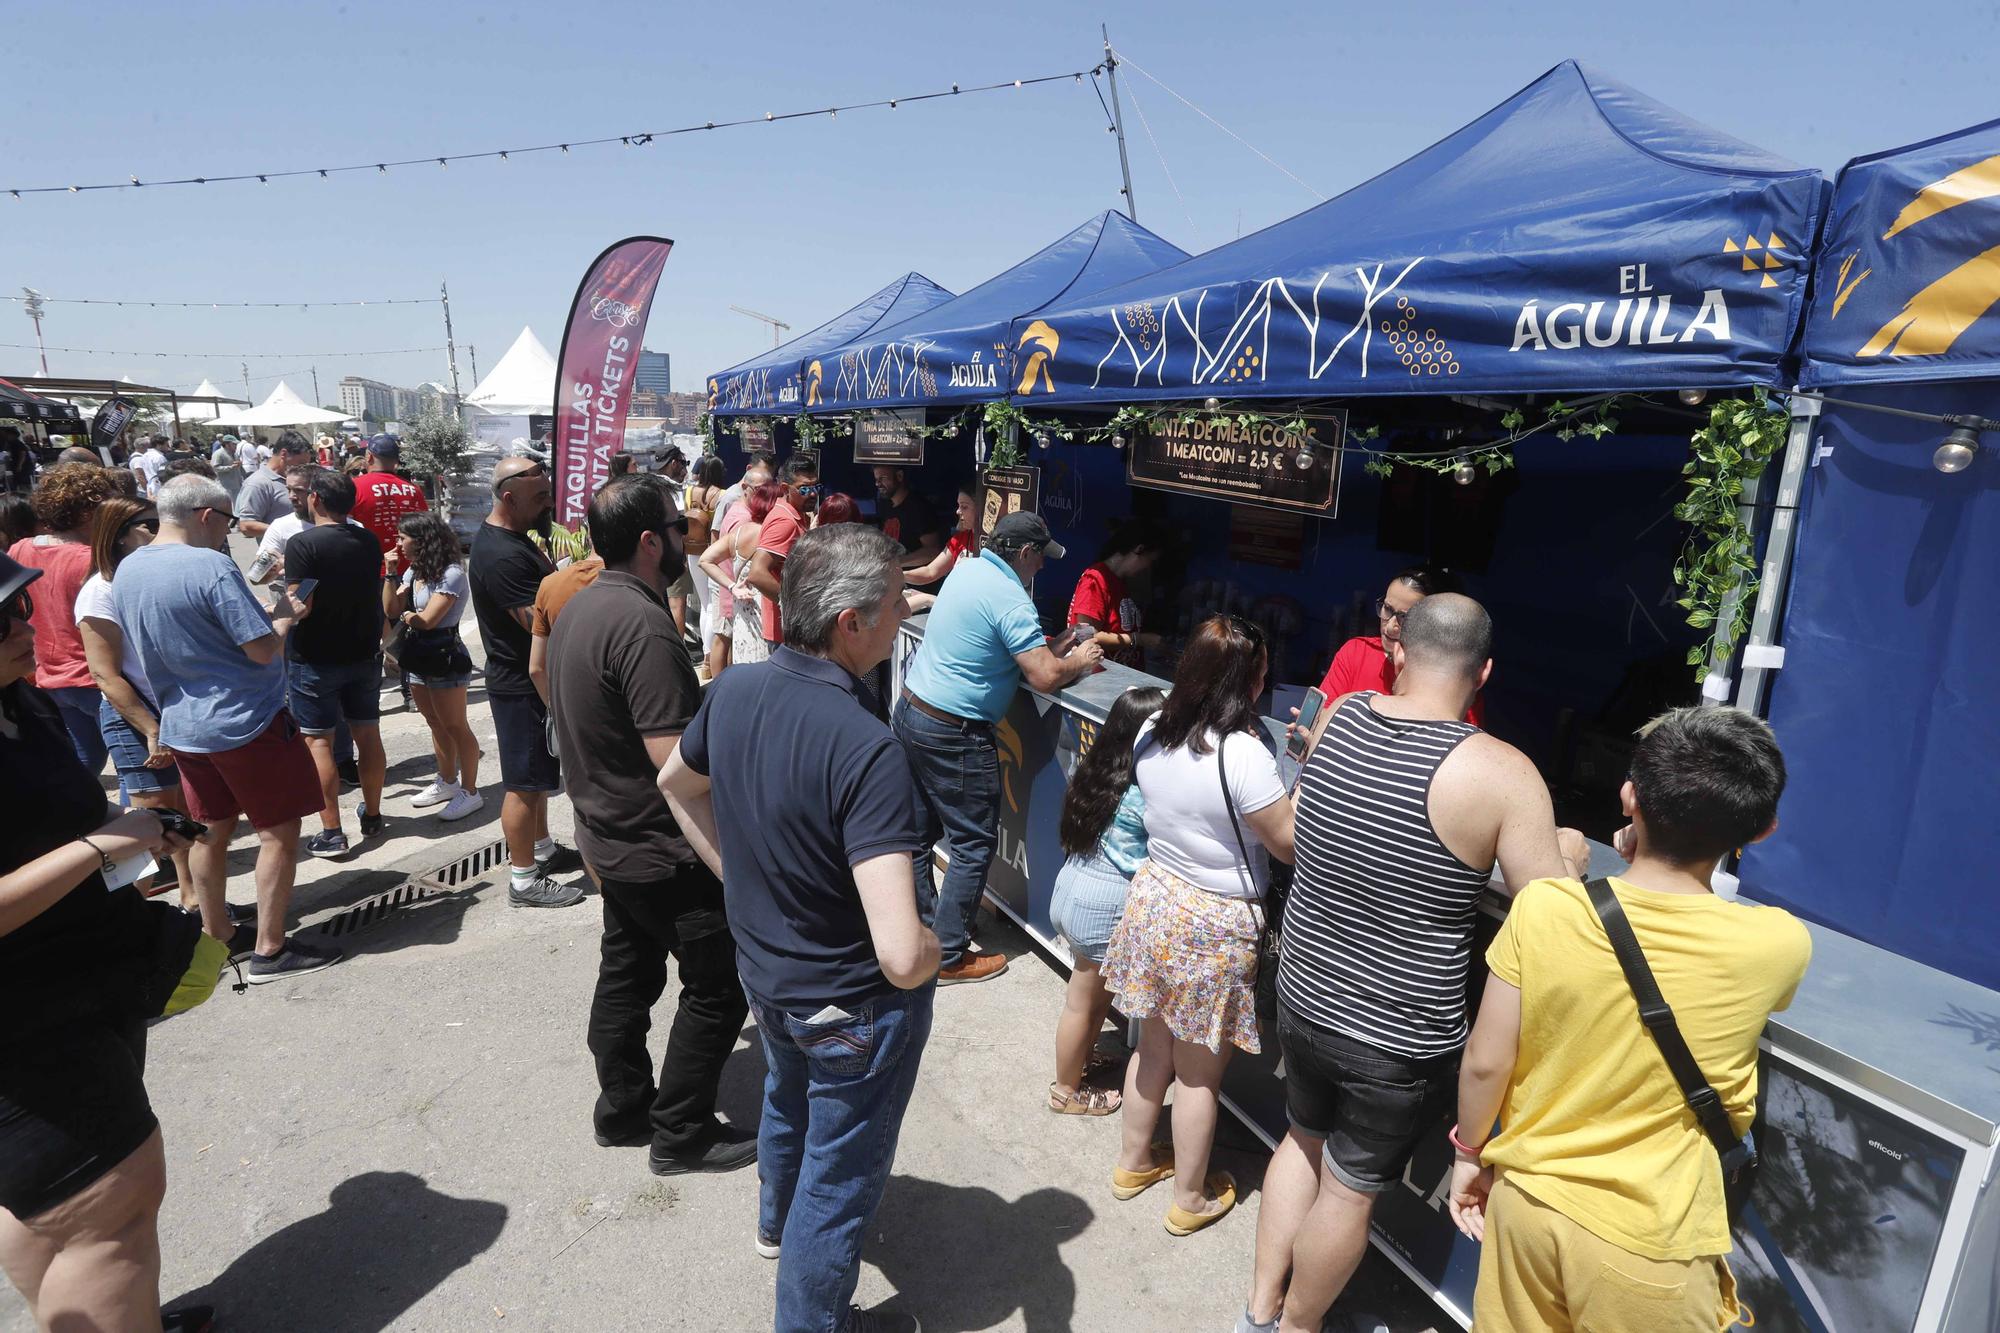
[1319,567,1484,726]
[350,435,429,562]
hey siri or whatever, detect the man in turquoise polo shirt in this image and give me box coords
[893,511,1103,984]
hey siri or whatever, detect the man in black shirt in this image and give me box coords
[549,475,754,1174]
[871,466,942,567]
[285,466,390,858]
[467,456,584,908]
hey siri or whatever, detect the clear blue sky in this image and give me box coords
[5,0,1992,405]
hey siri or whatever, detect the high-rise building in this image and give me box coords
[634,350,672,395]
[338,376,398,424]
[661,391,707,429]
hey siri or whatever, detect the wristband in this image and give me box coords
[78,835,117,877]
[1448,1123,1486,1156]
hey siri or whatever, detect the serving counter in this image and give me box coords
[892,613,2000,1331]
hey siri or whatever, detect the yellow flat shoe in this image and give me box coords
[1163,1173,1237,1236]
[1111,1147,1175,1200]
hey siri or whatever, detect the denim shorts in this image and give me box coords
[1277,1003,1457,1194]
[408,670,472,690]
[288,656,383,735]
[1050,851,1132,964]
[98,696,179,793]
[489,691,561,793]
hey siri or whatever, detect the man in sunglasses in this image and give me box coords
[111,474,341,983]
[467,456,585,909]
[745,454,819,652]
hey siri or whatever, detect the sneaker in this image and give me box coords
[842,1305,920,1333]
[648,1124,757,1176]
[246,939,344,985]
[754,1231,781,1260]
[226,922,260,959]
[509,873,586,909]
[438,788,486,822]
[1234,1309,1280,1333]
[225,901,257,926]
[335,757,361,788]
[410,778,458,808]
[358,807,384,838]
[161,1304,216,1333]
[304,829,350,859]
[593,1120,651,1148]
[938,952,1009,986]
[536,842,584,875]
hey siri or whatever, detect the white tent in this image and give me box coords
[208,380,348,429]
[185,378,238,421]
[465,326,556,415]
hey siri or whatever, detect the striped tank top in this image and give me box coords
[1277,692,1490,1057]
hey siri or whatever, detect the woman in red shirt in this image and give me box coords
[1068,523,1164,671]
[903,484,980,590]
[1319,566,1484,724]
[7,462,116,770]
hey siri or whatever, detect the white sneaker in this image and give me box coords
[438,788,486,822]
[410,778,458,808]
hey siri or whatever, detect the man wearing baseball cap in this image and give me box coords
[892,509,1103,984]
[350,434,429,564]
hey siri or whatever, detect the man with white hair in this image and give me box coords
[114,473,343,983]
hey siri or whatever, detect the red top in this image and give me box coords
[755,499,807,643]
[350,470,429,556]
[946,529,976,560]
[1317,635,1485,726]
[1068,563,1144,669]
[8,537,95,689]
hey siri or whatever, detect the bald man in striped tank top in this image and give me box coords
[1237,594,1589,1333]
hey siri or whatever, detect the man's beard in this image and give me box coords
[657,543,687,585]
[531,507,554,539]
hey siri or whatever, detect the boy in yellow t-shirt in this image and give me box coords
[1446,706,1811,1332]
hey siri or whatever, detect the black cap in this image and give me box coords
[989,510,1065,560]
[0,550,45,607]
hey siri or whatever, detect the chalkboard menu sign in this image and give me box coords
[736,418,774,452]
[853,409,926,466]
[1128,412,1344,515]
[977,465,1040,541]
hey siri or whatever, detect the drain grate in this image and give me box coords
[309,839,510,940]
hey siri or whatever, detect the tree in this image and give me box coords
[400,404,471,485]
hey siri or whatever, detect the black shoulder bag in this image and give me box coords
[1217,732,1291,1023]
[1583,877,1761,1221]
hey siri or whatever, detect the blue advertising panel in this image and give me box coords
[816,212,1188,411]
[707,271,954,416]
[1800,117,2000,387]
[1010,62,1826,406]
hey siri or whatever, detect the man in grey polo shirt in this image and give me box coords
[234,431,310,543]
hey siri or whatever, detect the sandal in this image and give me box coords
[1049,1081,1122,1116]
[1112,1145,1176,1199]
[1164,1172,1238,1236]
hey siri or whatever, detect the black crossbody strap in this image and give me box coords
[1583,878,1740,1162]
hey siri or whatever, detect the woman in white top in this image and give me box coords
[1103,614,1296,1237]
[73,497,196,907]
[697,479,785,672]
[384,512,482,822]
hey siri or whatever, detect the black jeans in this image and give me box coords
[587,869,748,1154]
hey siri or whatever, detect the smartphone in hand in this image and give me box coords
[1287,687,1330,761]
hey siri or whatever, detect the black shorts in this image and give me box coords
[1277,1004,1456,1194]
[0,1023,157,1219]
[489,691,561,793]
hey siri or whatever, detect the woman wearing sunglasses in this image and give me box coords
[74,500,201,913]
[1315,567,1484,727]
[0,550,205,1331]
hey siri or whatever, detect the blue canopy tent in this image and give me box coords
[1012,60,1826,405]
[813,211,1188,411]
[706,271,954,417]
[1738,117,2000,991]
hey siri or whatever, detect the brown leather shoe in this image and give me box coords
[937,952,1010,985]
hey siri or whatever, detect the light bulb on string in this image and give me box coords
[1678,388,1708,407]
[1204,397,1220,412]
[1934,426,1980,474]
[1453,459,1479,486]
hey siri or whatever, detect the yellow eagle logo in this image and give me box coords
[1850,152,2000,359]
[1015,320,1059,395]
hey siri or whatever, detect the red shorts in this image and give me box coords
[172,710,324,829]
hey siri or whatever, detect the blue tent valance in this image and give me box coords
[707,272,954,416]
[1009,61,1826,406]
[1799,116,2000,386]
[814,211,1188,411]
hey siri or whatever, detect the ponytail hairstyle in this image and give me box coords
[1059,685,1168,856]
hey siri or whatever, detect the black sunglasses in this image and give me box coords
[198,505,239,531]
[1,589,32,642]
[118,514,159,538]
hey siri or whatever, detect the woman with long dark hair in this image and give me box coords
[1047,684,1167,1115]
[384,511,482,821]
[1068,521,1165,670]
[903,483,980,588]
[1317,566,1482,724]
[74,499,199,911]
[1104,615,1296,1236]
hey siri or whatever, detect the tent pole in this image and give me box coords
[1102,26,1139,222]
[1731,393,1819,717]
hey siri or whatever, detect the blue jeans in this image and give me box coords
[751,985,934,1333]
[891,697,1000,968]
[49,685,109,776]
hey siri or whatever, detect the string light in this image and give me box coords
[3,294,431,309]
[0,64,1104,197]
[0,341,448,360]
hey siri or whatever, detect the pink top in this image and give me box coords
[755,500,806,644]
[7,537,96,690]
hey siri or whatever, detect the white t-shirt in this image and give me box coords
[1134,719,1286,898]
[235,440,260,472]
[255,511,309,569]
[73,572,156,708]
[133,448,166,497]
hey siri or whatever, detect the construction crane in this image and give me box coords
[729,305,791,347]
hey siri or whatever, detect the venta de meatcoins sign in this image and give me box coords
[853,409,926,466]
[1128,412,1345,515]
